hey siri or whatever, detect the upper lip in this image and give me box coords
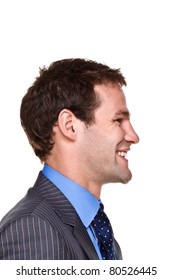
[116,148,130,152]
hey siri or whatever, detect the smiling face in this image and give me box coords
[78,83,139,187]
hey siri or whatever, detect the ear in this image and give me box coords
[53,109,78,141]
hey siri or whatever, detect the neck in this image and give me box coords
[45,158,102,199]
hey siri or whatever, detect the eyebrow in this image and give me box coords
[114,110,130,118]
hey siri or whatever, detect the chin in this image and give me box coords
[122,178,131,184]
[122,173,132,184]
[118,170,132,184]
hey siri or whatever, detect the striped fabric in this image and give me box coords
[1,217,60,259]
[0,172,99,260]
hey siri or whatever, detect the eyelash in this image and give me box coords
[114,119,122,125]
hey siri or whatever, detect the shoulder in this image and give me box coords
[0,215,71,259]
[0,190,78,259]
[0,187,43,231]
[0,201,86,260]
[0,172,88,259]
[0,172,57,231]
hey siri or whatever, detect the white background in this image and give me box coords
[0,0,172,270]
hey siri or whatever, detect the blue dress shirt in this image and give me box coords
[42,164,102,259]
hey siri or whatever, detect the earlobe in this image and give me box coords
[55,109,77,140]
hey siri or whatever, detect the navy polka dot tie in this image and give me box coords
[92,204,116,260]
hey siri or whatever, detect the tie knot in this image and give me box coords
[92,207,111,229]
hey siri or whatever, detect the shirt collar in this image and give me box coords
[42,164,100,228]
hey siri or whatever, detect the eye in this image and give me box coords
[114,118,122,125]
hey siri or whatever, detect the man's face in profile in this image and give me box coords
[78,83,139,187]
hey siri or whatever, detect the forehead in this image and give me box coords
[94,83,128,114]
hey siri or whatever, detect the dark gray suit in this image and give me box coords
[0,172,122,260]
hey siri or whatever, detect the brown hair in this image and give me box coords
[20,58,126,161]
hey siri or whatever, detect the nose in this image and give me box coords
[124,123,140,144]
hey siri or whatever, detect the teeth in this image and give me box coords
[117,151,127,157]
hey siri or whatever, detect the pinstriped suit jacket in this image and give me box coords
[0,172,122,260]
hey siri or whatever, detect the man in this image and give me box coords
[0,58,139,260]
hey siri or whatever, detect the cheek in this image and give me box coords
[113,127,125,144]
[83,125,124,153]
[84,133,107,157]
[89,135,116,156]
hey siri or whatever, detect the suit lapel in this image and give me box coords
[73,220,99,260]
[33,172,98,260]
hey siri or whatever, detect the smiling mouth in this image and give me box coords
[117,150,128,159]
